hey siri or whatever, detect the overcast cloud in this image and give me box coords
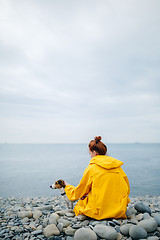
[0,0,160,143]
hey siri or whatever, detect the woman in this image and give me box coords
[65,136,130,220]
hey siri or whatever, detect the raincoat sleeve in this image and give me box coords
[125,175,130,204]
[65,166,92,201]
[120,168,130,204]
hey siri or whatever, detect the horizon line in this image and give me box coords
[0,142,160,145]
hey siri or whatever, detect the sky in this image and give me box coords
[0,0,160,144]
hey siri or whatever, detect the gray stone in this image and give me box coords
[43,224,60,238]
[29,221,37,230]
[126,207,137,217]
[72,223,82,229]
[21,217,30,224]
[93,224,117,240]
[90,221,100,226]
[42,217,49,227]
[143,212,151,219]
[36,205,53,211]
[57,222,63,232]
[136,213,143,221]
[134,201,151,215]
[66,236,74,240]
[53,237,63,240]
[74,227,97,240]
[31,230,43,235]
[49,216,57,225]
[0,230,6,235]
[147,237,159,240]
[129,225,147,239]
[76,214,88,221]
[33,210,42,219]
[18,211,33,218]
[57,218,70,227]
[50,213,60,220]
[152,213,160,226]
[138,218,158,233]
[56,210,68,216]
[81,220,89,226]
[120,224,133,236]
[65,226,76,236]
[65,212,75,217]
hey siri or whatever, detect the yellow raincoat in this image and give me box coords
[65,155,130,220]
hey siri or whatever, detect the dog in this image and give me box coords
[50,179,73,209]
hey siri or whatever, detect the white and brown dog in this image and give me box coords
[50,179,73,209]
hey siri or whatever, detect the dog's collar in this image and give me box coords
[61,192,66,196]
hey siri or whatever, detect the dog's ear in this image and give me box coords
[57,180,62,185]
[57,179,65,187]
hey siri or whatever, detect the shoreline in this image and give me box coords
[0,195,160,240]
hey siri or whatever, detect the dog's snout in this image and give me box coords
[50,185,52,189]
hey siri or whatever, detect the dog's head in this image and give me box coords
[50,179,65,189]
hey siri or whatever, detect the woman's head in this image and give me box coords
[89,136,107,157]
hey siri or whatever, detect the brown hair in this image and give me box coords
[89,136,107,155]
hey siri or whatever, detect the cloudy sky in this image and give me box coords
[0,0,160,143]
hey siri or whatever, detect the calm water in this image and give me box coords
[0,143,160,197]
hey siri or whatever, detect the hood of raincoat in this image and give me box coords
[89,155,123,170]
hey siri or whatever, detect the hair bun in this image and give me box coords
[94,136,102,142]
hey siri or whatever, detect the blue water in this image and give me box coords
[0,143,160,197]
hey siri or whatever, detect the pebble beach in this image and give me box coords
[0,195,160,240]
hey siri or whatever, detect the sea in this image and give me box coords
[0,143,160,198]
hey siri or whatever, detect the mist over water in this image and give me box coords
[0,143,160,197]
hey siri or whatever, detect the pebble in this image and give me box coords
[31,229,43,235]
[138,218,158,233]
[65,226,76,236]
[57,218,70,227]
[0,196,160,240]
[33,210,42,219]
[134,201,151,215]
[18,210,33,218]
[152,213,160,226]
[43,224,60,237]
[74,227,97,240]
[93,224,117,240]
[120,223,133,235]
[129,225,147,239]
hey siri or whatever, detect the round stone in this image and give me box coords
[43,224,60,238]
[129,225,147,239]
[138,218,158,233]
[120,224,133,236]
[33,210,42,219]
[93,224,117,240]
[152,213,160,226]
[57,218,70,227]
[134,201,151,215]
[49,216,57,225]
[65,226,76,236]
[50,213,60,220]
[74,227,97,240]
